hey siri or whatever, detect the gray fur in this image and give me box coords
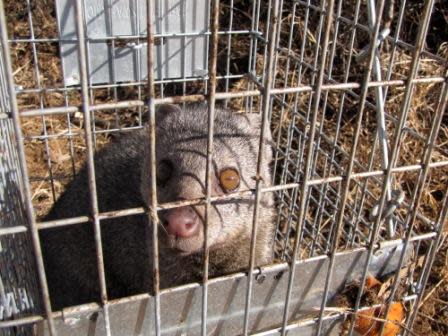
[40,104,275,310]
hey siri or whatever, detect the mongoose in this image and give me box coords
[40,103,275,310]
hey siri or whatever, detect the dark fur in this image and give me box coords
[40,104,275,310]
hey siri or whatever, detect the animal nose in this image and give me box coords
[164,207,200,238]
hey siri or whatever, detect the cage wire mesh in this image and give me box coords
[0,0,447,335]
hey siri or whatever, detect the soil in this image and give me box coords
[3,0,447,334]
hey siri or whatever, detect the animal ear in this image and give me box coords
[155,104,182,124]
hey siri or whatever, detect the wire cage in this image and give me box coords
[0,0,447,335]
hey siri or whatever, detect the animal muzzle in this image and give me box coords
[163,206,201,238]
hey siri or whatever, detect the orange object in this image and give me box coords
[354,302,404,336]
[382,303,404,336]
[354,307,377,335]
[365,275,382,289]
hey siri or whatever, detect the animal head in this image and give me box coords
[141,103,273,254]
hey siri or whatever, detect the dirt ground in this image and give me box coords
[3,0,448,334]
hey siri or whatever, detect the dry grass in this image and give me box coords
[3,0,448,334]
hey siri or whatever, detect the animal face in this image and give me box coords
[141,104,273,254]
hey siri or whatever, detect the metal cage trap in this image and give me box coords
[1,0,447,335]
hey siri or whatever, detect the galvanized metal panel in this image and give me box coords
[56,0,208,86]
[39,244,411,335]
[0,118,41,336]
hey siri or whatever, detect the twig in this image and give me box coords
[417,312,448,328]
[315,306,418,336]
[419,274,448,308]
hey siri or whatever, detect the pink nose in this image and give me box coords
[164,207,200,238]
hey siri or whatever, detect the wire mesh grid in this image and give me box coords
[0,0,447,335]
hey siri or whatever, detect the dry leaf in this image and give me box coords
[354,302,405,336]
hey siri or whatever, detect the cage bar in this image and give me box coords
[1,0,447,335]
[0,1,57,334]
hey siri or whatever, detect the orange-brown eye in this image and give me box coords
[219,168,240,193]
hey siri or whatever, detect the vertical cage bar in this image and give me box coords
[105,0,120,131]
[279,0,335,334]
[0,1,57,334]
[321,0,363,251]
[201,0,220,335]
[261,0,273,85]
[203,0,211,96]
[245,0,261,113]
[53,0,78,177]
[268,0,284,121]
[407,82,448,330]
[295,0,313,87]
[271,1,298,181]
[242,0,280,334]
[346,1,437,335]
[83,0,98,148]
[224,0,234,103]
[0,45,7,114]
[271,1,299,260]
[307,0,345,256]
[310,2,387,334]
[73,0,111,334]
[181,0,187,106]
[388,1,435,171]
[272,0,315,261]
[282,0,329,260]
[25,0,57,203]
[316,0,388,332]
[159,1,165,98]
[405,186,448,333]
[146,0,161,335]
[382,0,407,102]
[135,0,144,126]
[366,0,394,238]
[376,72,447,336]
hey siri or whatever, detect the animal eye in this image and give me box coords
[157,160,173,186]
[219,168,240,193]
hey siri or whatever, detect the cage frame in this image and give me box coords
[0,0,447,335]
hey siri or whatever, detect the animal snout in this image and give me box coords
[163,207,200,238]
